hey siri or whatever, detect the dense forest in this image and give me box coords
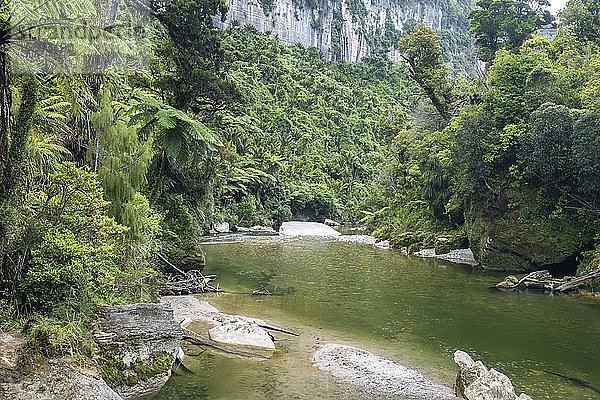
[0,0,598,376]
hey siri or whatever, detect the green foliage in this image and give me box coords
[559,0,600,45]
[469,0,552,62]
[397,24,451,121]
[213,26,413,222]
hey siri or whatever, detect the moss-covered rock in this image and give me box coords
[465,191,597,272]
[390,230,435,252]
[434,233,469,255]
[95,304,182,399]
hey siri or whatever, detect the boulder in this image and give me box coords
[414,248,479,266]
[464,368,517,400]
[454,350,532,400]
[208,316,275,351]
[279,221,341,237]
[249,225,277,234]
[95,304,182,399]
[212,222,230,233]
[465,192,594,271]
[375,240,390,249]
[0,360,123,400]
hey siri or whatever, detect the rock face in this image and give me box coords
[217,0,473,66]
[0,361,123,400]
[466,198,593,272]
[279,221,341,236]
[454,350,532,400]
[313,344,455,399]
[95,304,182,399]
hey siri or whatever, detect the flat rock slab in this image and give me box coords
[161,295,219,325]
[208,317,275,351]
[313,344,455,400]
[279,222,341,237]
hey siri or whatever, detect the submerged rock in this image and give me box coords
[0,360,123,400]
[454,350,531,400]
[279,221,341,236]
[313,344,454,399]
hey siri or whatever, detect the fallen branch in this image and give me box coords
[557,267,600,292]
[257,322,299,337]
[181,328,270,358]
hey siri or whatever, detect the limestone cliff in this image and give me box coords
[218,0,475,68]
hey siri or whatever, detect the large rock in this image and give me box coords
[279,221,341,237]
[465,192,594,271]
[95,304,182,399]
[208,316,275,351]
[0,360,123,400]
[313,344,454,399]
[212,222,230,233]
[454,350,531,400]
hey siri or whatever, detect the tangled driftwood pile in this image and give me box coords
[157,253,220,294]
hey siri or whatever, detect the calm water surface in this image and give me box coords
[152,235,600,400]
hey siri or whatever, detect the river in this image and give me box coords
[151,234,600,400]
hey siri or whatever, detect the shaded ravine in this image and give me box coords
[152,235,600,400]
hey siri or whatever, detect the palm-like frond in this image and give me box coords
[25,129,71,180]
[131,91,222,163]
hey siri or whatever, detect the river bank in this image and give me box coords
[159,294,459,399]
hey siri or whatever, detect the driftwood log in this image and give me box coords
[181,328,271,358]
[496,267,600,293]
[557,267,600,292]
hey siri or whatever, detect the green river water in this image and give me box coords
[151,234,600,400]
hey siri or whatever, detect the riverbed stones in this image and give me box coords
[337,235,378,245]
[95,304,182,399]
[313,344,454,399]
[0,360,123,400]
[414,248,480,266]
[454,350,531,400]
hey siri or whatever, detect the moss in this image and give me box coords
[99,351,173,388]
[434,232,468,255]
[465,189,598,271]
[390,230,434,251]
[577,245,600,291]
